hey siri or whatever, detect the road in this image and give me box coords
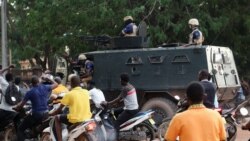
[236,124,249,141]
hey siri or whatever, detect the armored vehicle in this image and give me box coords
[58,22,240,124]
[80,43,240,125]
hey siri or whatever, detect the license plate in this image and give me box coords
[149,118,155,125]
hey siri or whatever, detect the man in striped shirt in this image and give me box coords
[103,73,139,131]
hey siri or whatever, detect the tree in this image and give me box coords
[5,0,250,76]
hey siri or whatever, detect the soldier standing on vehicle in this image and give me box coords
[120,16,138,37]
[188,18,204,45]
[165,81,226,141]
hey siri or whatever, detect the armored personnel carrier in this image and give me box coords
[80,39,240,125]
[58,22,240,124]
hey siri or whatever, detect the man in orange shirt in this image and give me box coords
[165,81,226,141]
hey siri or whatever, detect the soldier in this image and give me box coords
[121,16,138,37]
[77,54,94,87]
[188,18,204,46]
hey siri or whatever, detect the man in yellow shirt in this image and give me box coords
[50,77,68,104]
[165,81,226,141]
[49,75,92,141]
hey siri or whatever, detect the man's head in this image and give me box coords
[70,75,80,88]
[198,69,211,81]
[31,75,40,86]
[5,73,13,82]
[14,76,21,85]
[55,72,64,80]
[186,81,205,104]
[123,16,133,26]
[87,80,95,90]
[120,73,129,86]
[54,76,62,84]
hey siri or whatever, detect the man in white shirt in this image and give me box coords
[0,72,17,130]
[87,81,105,108]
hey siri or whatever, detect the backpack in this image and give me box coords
[5,83,22,105]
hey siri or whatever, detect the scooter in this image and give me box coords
[41,117,97,141]
[91,107,156,141]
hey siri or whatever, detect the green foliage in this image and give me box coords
[6,0,250,76]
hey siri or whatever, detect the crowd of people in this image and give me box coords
[0,61,250,140]
[0,63,140,141]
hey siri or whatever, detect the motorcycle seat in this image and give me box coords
[222,108,233,115]
[67,122,82,131]
[134,109,153,117]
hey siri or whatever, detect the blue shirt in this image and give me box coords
[85,60,94,73]
[23,84,52,113]
[122,23,134,34]
[192,29,201,40]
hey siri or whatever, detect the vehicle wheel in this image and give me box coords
[157,118,171,139]
[133,121,155,141]
[40,132,51,141]
[141,98,177,126]
[4,126,16,141]
[226,120,237,141]
[75,132,97,141]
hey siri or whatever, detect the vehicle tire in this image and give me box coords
[133,121,156,141]
[157,118,171,139]
[40,132,51,141]
[226,120,237,141]
[4,126,16,141]
[75,132,97,141]
[141,98,177,126]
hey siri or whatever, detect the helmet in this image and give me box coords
[188,18,199,26]
[123,16,133,22]
[78,54,86,61]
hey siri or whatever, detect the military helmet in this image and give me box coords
[78,54,87,61]
[188,18,199,26]
[123,16,133,22]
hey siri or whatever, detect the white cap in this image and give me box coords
[78,54,86,61]
[188,18,199,26]
[123,16,133,21]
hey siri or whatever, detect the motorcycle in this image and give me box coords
[91,107,156,141]
[4,103,51,141]
[221,99,249,141]
[41,117,97,141]
[158,98,249,141]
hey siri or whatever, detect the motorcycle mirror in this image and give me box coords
[240,107,248,116]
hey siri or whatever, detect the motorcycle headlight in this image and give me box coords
[240,107,248,116]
